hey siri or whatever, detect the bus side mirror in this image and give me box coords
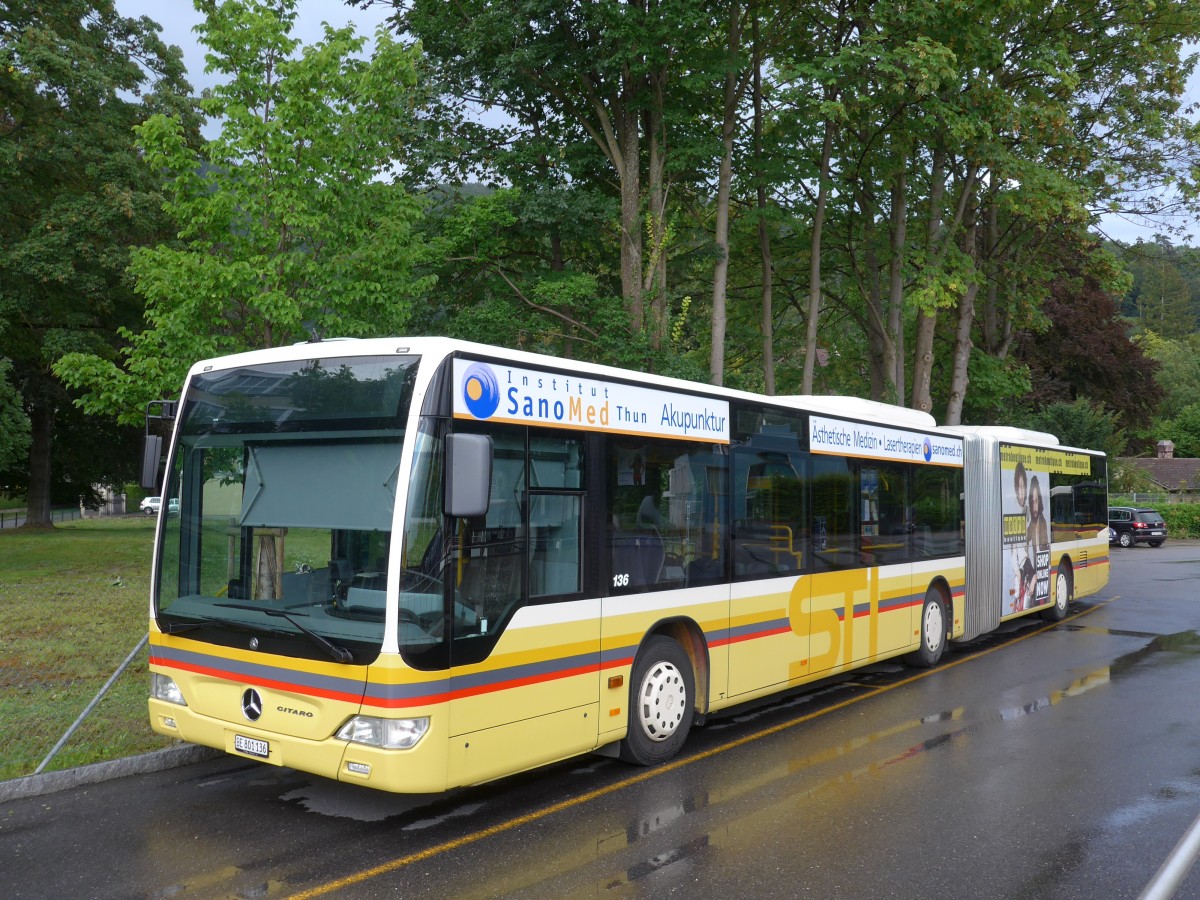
[445,433,493,519]
[141,435,163,490]
[141,399,177,490]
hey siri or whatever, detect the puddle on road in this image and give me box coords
[1064,628,1200,677]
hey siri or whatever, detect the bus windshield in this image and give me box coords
[153,354,419,663]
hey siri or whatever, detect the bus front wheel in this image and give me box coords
[905,588,947,668]
[620,636,695,766]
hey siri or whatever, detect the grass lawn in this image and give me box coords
[0,517,177,781]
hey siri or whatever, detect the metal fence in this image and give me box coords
[0,507,83,529]
[1109,493,1197,507]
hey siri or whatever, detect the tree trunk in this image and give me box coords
[802,114,835,395]
[943,281,978,426]
[887,164,907,402]
[752,9,774,395]
[979,198,996,348]
[24,399,54,528]
[910,149,945,414]
[944,207,979,426]
[644,79,669,351]
[617,86,643,334]
[710,5,742,386]
[859,185,888,401]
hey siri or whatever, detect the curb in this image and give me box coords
[0,744,223,804]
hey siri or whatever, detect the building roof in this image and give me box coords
[1122,457,1200,491]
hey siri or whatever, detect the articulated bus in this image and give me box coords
[146,338,1109,792]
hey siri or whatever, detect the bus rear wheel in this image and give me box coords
[1042,560,1072,621]
[620,636,695,766]
[905,588,947,668]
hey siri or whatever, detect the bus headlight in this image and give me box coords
[336,715,429,750]
[151,673,187,706]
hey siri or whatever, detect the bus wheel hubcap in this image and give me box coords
[924,601,944,650]
[637,661,686,742]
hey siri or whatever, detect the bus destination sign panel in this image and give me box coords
[454,359,730,443]
[809,415,963,467]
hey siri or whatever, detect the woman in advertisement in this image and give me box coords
[1026,475,1052,607]
[1008,462,1032,612]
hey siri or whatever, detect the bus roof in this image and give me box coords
[184,336,939,433]
[940,424,1059,446]
[941,424,1105,457]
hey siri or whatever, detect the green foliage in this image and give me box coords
[1152,403,1200,458]
[959,353,1033,424]
[1108,459,1159,494]
[395,0,1200,417]
[1,0,196,517]
[1015,397,1128,458]
[4,0,1197,485]
[1160,504,1200,539]
[1136,331,1200,421]
[55,0,433,423]
[0,359,31,472]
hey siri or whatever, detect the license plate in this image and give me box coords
[1150,530,1164,536]
[234,734,269,758]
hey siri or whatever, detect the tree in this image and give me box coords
[374,0,1200,424]
[1124,239,1197,338]
[412,185,635,364]
[1137,331,1200,422]
[1155,403,1200,458]
[1011,252,1160,437]
[397,0,761,367]
[1139,331,1200,454]
[1017,398,1127,461]
[56,0,432,424]
[1,0,194,525]
[0,359,31,473]
[1156,403,1200,458]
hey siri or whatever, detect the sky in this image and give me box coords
[118,0,396,85]
[117,0,1200,247]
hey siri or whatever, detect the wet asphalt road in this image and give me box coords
[3,541,1200,899]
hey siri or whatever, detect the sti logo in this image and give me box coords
[922,437,933,462]
[461,363,500,419]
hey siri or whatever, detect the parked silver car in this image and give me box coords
[139,496,179,516]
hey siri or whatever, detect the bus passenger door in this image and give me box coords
[444,429,600,787]
[806,459,914,672]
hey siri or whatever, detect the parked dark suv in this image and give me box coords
[1108,506,1168,548]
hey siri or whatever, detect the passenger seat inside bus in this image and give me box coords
[456,548,522,633]
[610,528,664,588]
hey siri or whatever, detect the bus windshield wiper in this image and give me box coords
[215,602,354,663]
[159,614,255,635]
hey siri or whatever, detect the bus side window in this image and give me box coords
[607,438,727,592]
[912,466,965,558]
[529,493,582,597]
[811,456,857,570]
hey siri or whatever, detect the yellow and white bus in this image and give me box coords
[146,338,1109,792]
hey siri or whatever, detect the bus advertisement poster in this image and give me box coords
[1001,445,1052,613]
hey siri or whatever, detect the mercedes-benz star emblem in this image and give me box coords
[241,688,263,722]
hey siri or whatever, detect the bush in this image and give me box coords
[1159,504,1200,538]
